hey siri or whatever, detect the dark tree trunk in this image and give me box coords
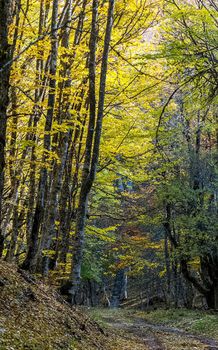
[69,0,115,304]
[68,0,98,302]
[110,269,127,308]
[0,0,13,256]
[40,0,87,275]
[205,281,218,310]
[164,231,171,306]
[183,279,194,309]
[22,0,59,271]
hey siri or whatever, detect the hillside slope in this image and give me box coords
[0,261,107,350]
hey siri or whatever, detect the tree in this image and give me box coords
[148,0,218,308]
[68,0,115,303]
[0,0,15,256]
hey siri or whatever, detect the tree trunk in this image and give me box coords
[164,231,171,306]
[22,0,59,271]
[40,0,87,275]
[68,0,98,302]
[205,281,218,310]
[69,0,115,304]
[0,0,13,256]
[110,269,127,308]
[5,204,19,262]
[41,132,69,275]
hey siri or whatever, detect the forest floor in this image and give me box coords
[1,260,218,350]
[90,308,218,350]
[0,261,110,350]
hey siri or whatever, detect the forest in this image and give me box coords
[0,0,218,348]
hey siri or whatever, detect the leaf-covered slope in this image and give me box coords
[0,261,107,350]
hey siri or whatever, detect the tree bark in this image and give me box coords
[110,269,128,308]
[22,0,59,271]
[0,0,14,256]
[69,0,115,303]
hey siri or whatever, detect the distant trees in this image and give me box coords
[152,0,218,308]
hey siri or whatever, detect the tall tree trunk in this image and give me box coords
[0,0,13,256]
[40,0,74,276]
[22,0,59,271]
[25,0,47,249]
[69,0,115,303]
[40,0,88,275]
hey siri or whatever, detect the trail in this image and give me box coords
[102,314,218,350]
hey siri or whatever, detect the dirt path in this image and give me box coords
[107,319,163,350]
[103,315,218,350]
